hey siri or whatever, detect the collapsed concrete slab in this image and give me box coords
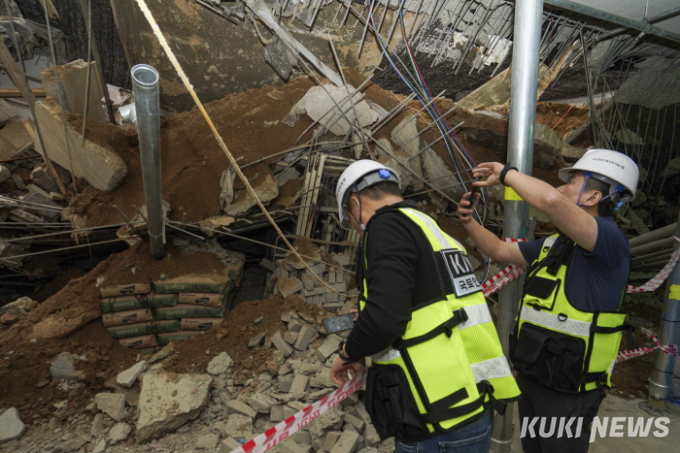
[224,164,279,217]
[32,98,127,191]
[136,371,212,443]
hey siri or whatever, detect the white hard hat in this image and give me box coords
[336,160,400,223]
[558,149,639,201]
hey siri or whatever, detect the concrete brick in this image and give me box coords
[288,320,303,333]
[280,439,310,453]
[343,413,365,432]
[323,303,344,313]
[283,405,297,418]
[329,430,359,453]
[330,282,347,293]
[226,400,257,418]
[294,325,317,351]
[289,374,309,394]
[312,437,325,452]
[315,335,342,362]
[329,253,351,266]
[301,273,315,291]
[339,301,355,315]
[284,332,298,345]
[308,407,344,439]
[352,402,371,424]
[272,332,294,357]
[364,424,380,447]
[327,272,336,284]
[278,375,293,393]
[323,431,342,451]
[340,393,359,406]
[281,312,294,323]
[220,438,243,453]
[293,431,312,444]
[305,262,326,276]
[336,271,344,283]
[271,405,285,422]
[278,278,303,297]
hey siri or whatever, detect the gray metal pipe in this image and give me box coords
[630,237,674,258]
[648,219,680,400]
[629,222,677,248]
[490,1,543,452]
[131,64,164,259]
[544,0,680,44]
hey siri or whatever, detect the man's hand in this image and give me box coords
[458,191,480,225]
[472,162,504,186]
[329,356,365,386]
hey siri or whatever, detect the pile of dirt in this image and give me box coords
[0,240,327,422]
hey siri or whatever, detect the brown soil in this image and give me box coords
[535,102,590,139]
[67,76,318,227]
[0,237,329,423]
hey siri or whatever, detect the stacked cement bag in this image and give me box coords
[99,254,244,353]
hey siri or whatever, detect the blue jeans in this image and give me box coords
[394,409,493,453]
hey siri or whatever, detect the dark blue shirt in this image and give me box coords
[518,217,630,312]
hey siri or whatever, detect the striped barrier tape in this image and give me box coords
[230,369,368,453]
[616,327,679,363]
[481,237,680,297]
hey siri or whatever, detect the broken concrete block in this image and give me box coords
[533,123,562,168]
[323,431,342,451]
[220,437,243,453]
[352,402,371,424]
[296,84,379,136]
[288,319,303,333]
[281,438,312,453]
[270,404,285,422]
[136,371,212,443]
[95,393,126,422]
[293,431,312,444]
[248,392,277,413]
[272,332,294,357]
[301,273,315,291]
[0,296,37,318]
[289,374,309,395]
[208,352,234,375]
[248,332,266,348]
[308,407,344,439]
[33,99,127,191]
[329,429,360,453]
[224,163,279,217]
[92,438,107,453]
[560,143,586,161]
[278,374,294,393]
[223,414,253,438]
[226,400,258,419]
[284,331,299,345]
[109,422,131,445]
[364,424,380,447]
[294,325,316,351]
[50,352,78,381]
[117,361,147,388]
[315,335,342,362]
[305,261,326,277]
[323,303,344,313]
[343,413,365,432]
[197,433,220,450]
[0,407,25,443]
[277,277,303,298]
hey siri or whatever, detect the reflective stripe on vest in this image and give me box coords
[459,303,493,331]
[471,356,514,383]
[520,307,592,338]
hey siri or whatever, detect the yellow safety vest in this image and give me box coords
[513,234,630,393]
[361,207,520,441]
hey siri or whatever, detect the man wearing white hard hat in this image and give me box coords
[457,149,639,453]
[330,160,520,453]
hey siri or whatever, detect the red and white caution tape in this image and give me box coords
[626,241,680,293]
[481,238,527,297]
[230,369,368,453]
[616,327,679,363]
[482,237,680,297]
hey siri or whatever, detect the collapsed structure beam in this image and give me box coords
[545,0,680,44]
[131,64,165,260]
[491,0,544,451]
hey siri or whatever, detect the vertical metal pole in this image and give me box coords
[648,216,680,400]
[490,0,543,451]
[131,64,164,259]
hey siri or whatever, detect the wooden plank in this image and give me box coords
[38,0,59,19]
[0,120,35,161]
[0,88,47,99]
